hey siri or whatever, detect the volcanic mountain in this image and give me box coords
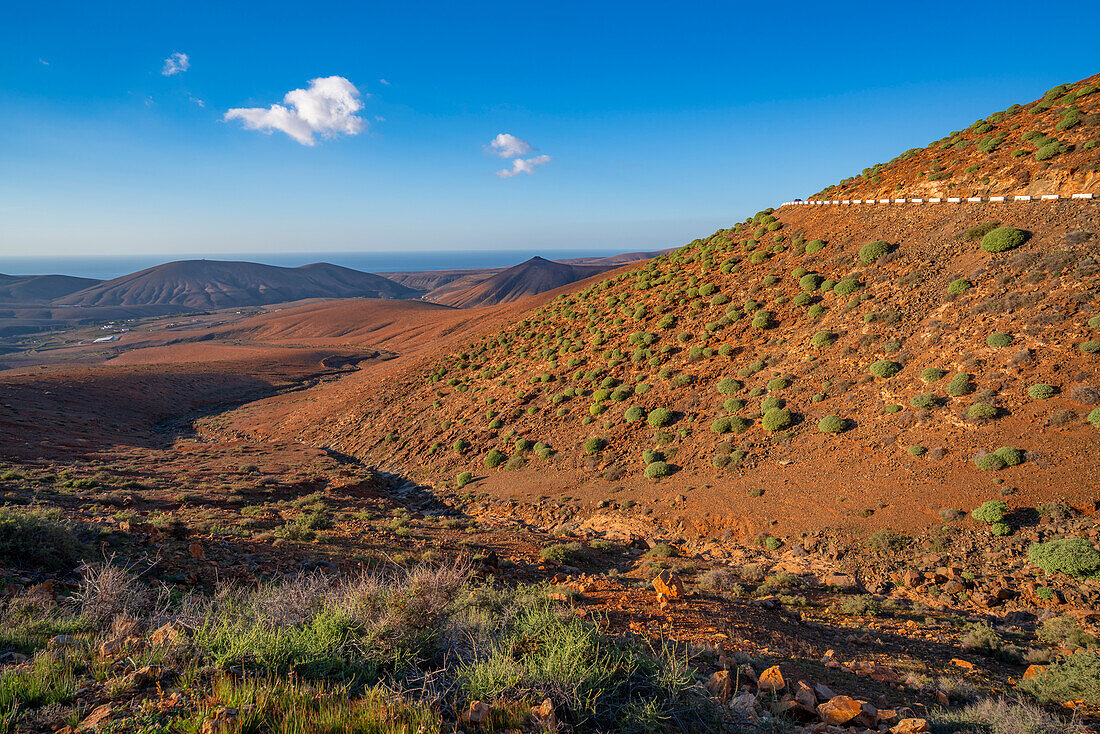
[0,274,101,303]
[55,260,418,310]
[427,256,620,308]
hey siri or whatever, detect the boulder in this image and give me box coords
[461,701,490,725]
[891,719,931,734]
[75,704,113,732]
[652,570,685,600]
[530,698,556,729]
[706,670,732,702]
[757,665,785,692]
[817,695,863,725]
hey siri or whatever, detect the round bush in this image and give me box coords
[859,240,892,264]
[1089,407,1100,428]
[946,373,972,397]
[644,461,671,479]
[967,402,997,420]
[534,442,552,459]
[647,408,673,428]
[972,500,1008,523]
[584,437,607,455]
[766,377,789,391]
[1027,538,1100,578]
[810,331,835,348]
[833,278,860,297]
[455,471,473,488]
[910,393,936,409]
[908,445,926,456]
[623,406,645,422]
[974,453,1006,471]
[485,449,506,468]
[760,396,782,411]
[948,278,971,295]
[817,415,846,433]
[921,367,946,383]
[761,408,793,432]
[717,377,741,395]
[799,273,823,292]
[711,417,732,434]
[980,227,1028,253]
[723,397,744,412]
[1081,340,1100,354]
[994,446,1024,466]
[804,239,825,254]
[987,332,1013,348]
[1028,383,1055,400]
[868,360,901,379]
[727,416,749,433]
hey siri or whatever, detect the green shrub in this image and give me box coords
[1019,652,1100,704]
[623,406,645,422]
[948,278,971,295]
[647,408,674,428]
[751,311,770,329]
[921,367,946,383]
[868,360,901,379]
[760,396,782,411]
[980,227,1028,253]
[766,377,789,391]
[804,239,825,254]
[986,332,1013,348]
[859,240,892,264]
[994,446,1023,466]
[644,461,671,479]
[1081,340,1100,354]
[799,273,823,292]
[967,402,997,419]
[1028,383,1055,400]
[453,439,469,452]
[534,442,552,459]
[908,445,926,456]
[761,408,792,432]
[810,331,835,348]
[710,417,733,434]
[833,278,860,297]
[485,449,506,468]
[540,541,585,565]
[910,393,936,409]
[1028,538,1100,579]
[0,507,81,571]
[972,500,1008,524]
[716,377,740,395]
[584,437,607,455]
[514,438,533,453]
[817,415,846,433]
[1089,407,1100,428]
[456,472,473,488]
[975,453,1006,471]
[946,373,972,396]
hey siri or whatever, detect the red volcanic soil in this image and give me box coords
[429,256,617,308]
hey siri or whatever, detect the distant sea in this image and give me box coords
[0,249,632,281]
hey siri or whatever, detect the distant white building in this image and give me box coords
[93,335,119,343]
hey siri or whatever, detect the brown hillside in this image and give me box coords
[243,196,1100,538]
[811,74,1100,201]
[432,256,617,308]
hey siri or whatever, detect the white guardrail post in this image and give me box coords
[774,193,1092,208]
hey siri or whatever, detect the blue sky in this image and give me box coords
[2,0,1097,258]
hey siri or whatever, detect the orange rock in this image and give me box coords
[75,704,113,732]
[757,665,785,692]
[189,543,205,559]
[530,698,555,728]
[821,648,840,668]
[950,658,974,670]
[817,695,863,725]
[706,670,732,702]
[891,718,931,734]
[652,570,685,600]
[461,701,490,725]
[149,622,183,648]
[1023,664,1046,680]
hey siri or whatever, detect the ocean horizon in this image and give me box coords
[0,249,642,281]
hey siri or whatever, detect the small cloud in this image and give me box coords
[224,75,365,146]
[487,133,532,158]
[379,78,391,86]
[190,96,206,108]
[38,58,49,66]
[144,96,155,107]
[373,115,386,122]
[161,52,190,76]
[496,154,552,178]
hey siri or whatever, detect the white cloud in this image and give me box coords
[379,78,391,86]
[496,154,552,178]
[488,133,532,158]
[161,52,190,76]
[38,58,49,66]
[190,96,205,108]
[224,76,366,146]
